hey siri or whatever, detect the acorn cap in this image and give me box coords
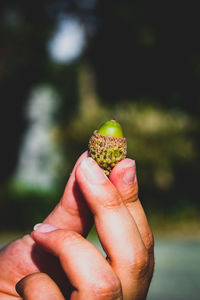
[88,120,127,175]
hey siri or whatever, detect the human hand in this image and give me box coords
[0,151,92,298]
[15,157,154,300]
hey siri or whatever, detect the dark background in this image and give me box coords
[0,0,199,231]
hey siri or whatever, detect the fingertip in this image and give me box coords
[110,158,136,184]
[76,151,90,165]
[33,223,58,233]
[75,156,108,185]
[69,151,90,180]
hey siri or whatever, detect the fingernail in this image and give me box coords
[80,157,108,184]
[33,223,58,233]
[123,160,136,185]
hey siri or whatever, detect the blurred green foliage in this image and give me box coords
[0,0,199,230]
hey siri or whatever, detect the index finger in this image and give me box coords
[75,157,148,299]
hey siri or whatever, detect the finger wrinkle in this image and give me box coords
[101,197,124,210]
[59,231,84,253]
[88,274,122,300]
[0,291,19,299]
[120,185,138,205]
[60,200,80,217]
[97,192,125,211]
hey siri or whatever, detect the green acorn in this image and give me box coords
[88,120,127,175]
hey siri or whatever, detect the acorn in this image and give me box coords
[88,120,127,175]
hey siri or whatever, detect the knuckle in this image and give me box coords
[123,185,138,205]
[102,190,124,209]
[124,248,149,279]
[18,273,62,300]
[144,231,154,255]
[63,230,81,241]
[17,272,50,295]
[60,230,82,250]
[133,248,150,278]
[24,272,49,285]
[90,273,122,299]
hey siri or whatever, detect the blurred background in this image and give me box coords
[0,1,200,299]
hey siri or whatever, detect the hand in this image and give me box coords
[0,151,91,299]
[0,153,154,299]
[16,157,154,300]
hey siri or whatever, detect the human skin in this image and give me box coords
[0,151,154,299]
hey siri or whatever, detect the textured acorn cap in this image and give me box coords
[88,130,127,175]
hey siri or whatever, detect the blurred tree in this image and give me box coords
[88,0,200,114]
[0,0,199,229]
[0,0,80,183]
[0,0,52,182]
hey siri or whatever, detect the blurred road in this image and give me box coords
[147,239,200,300]
[89,233,200,300]
[1,233,200,300]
